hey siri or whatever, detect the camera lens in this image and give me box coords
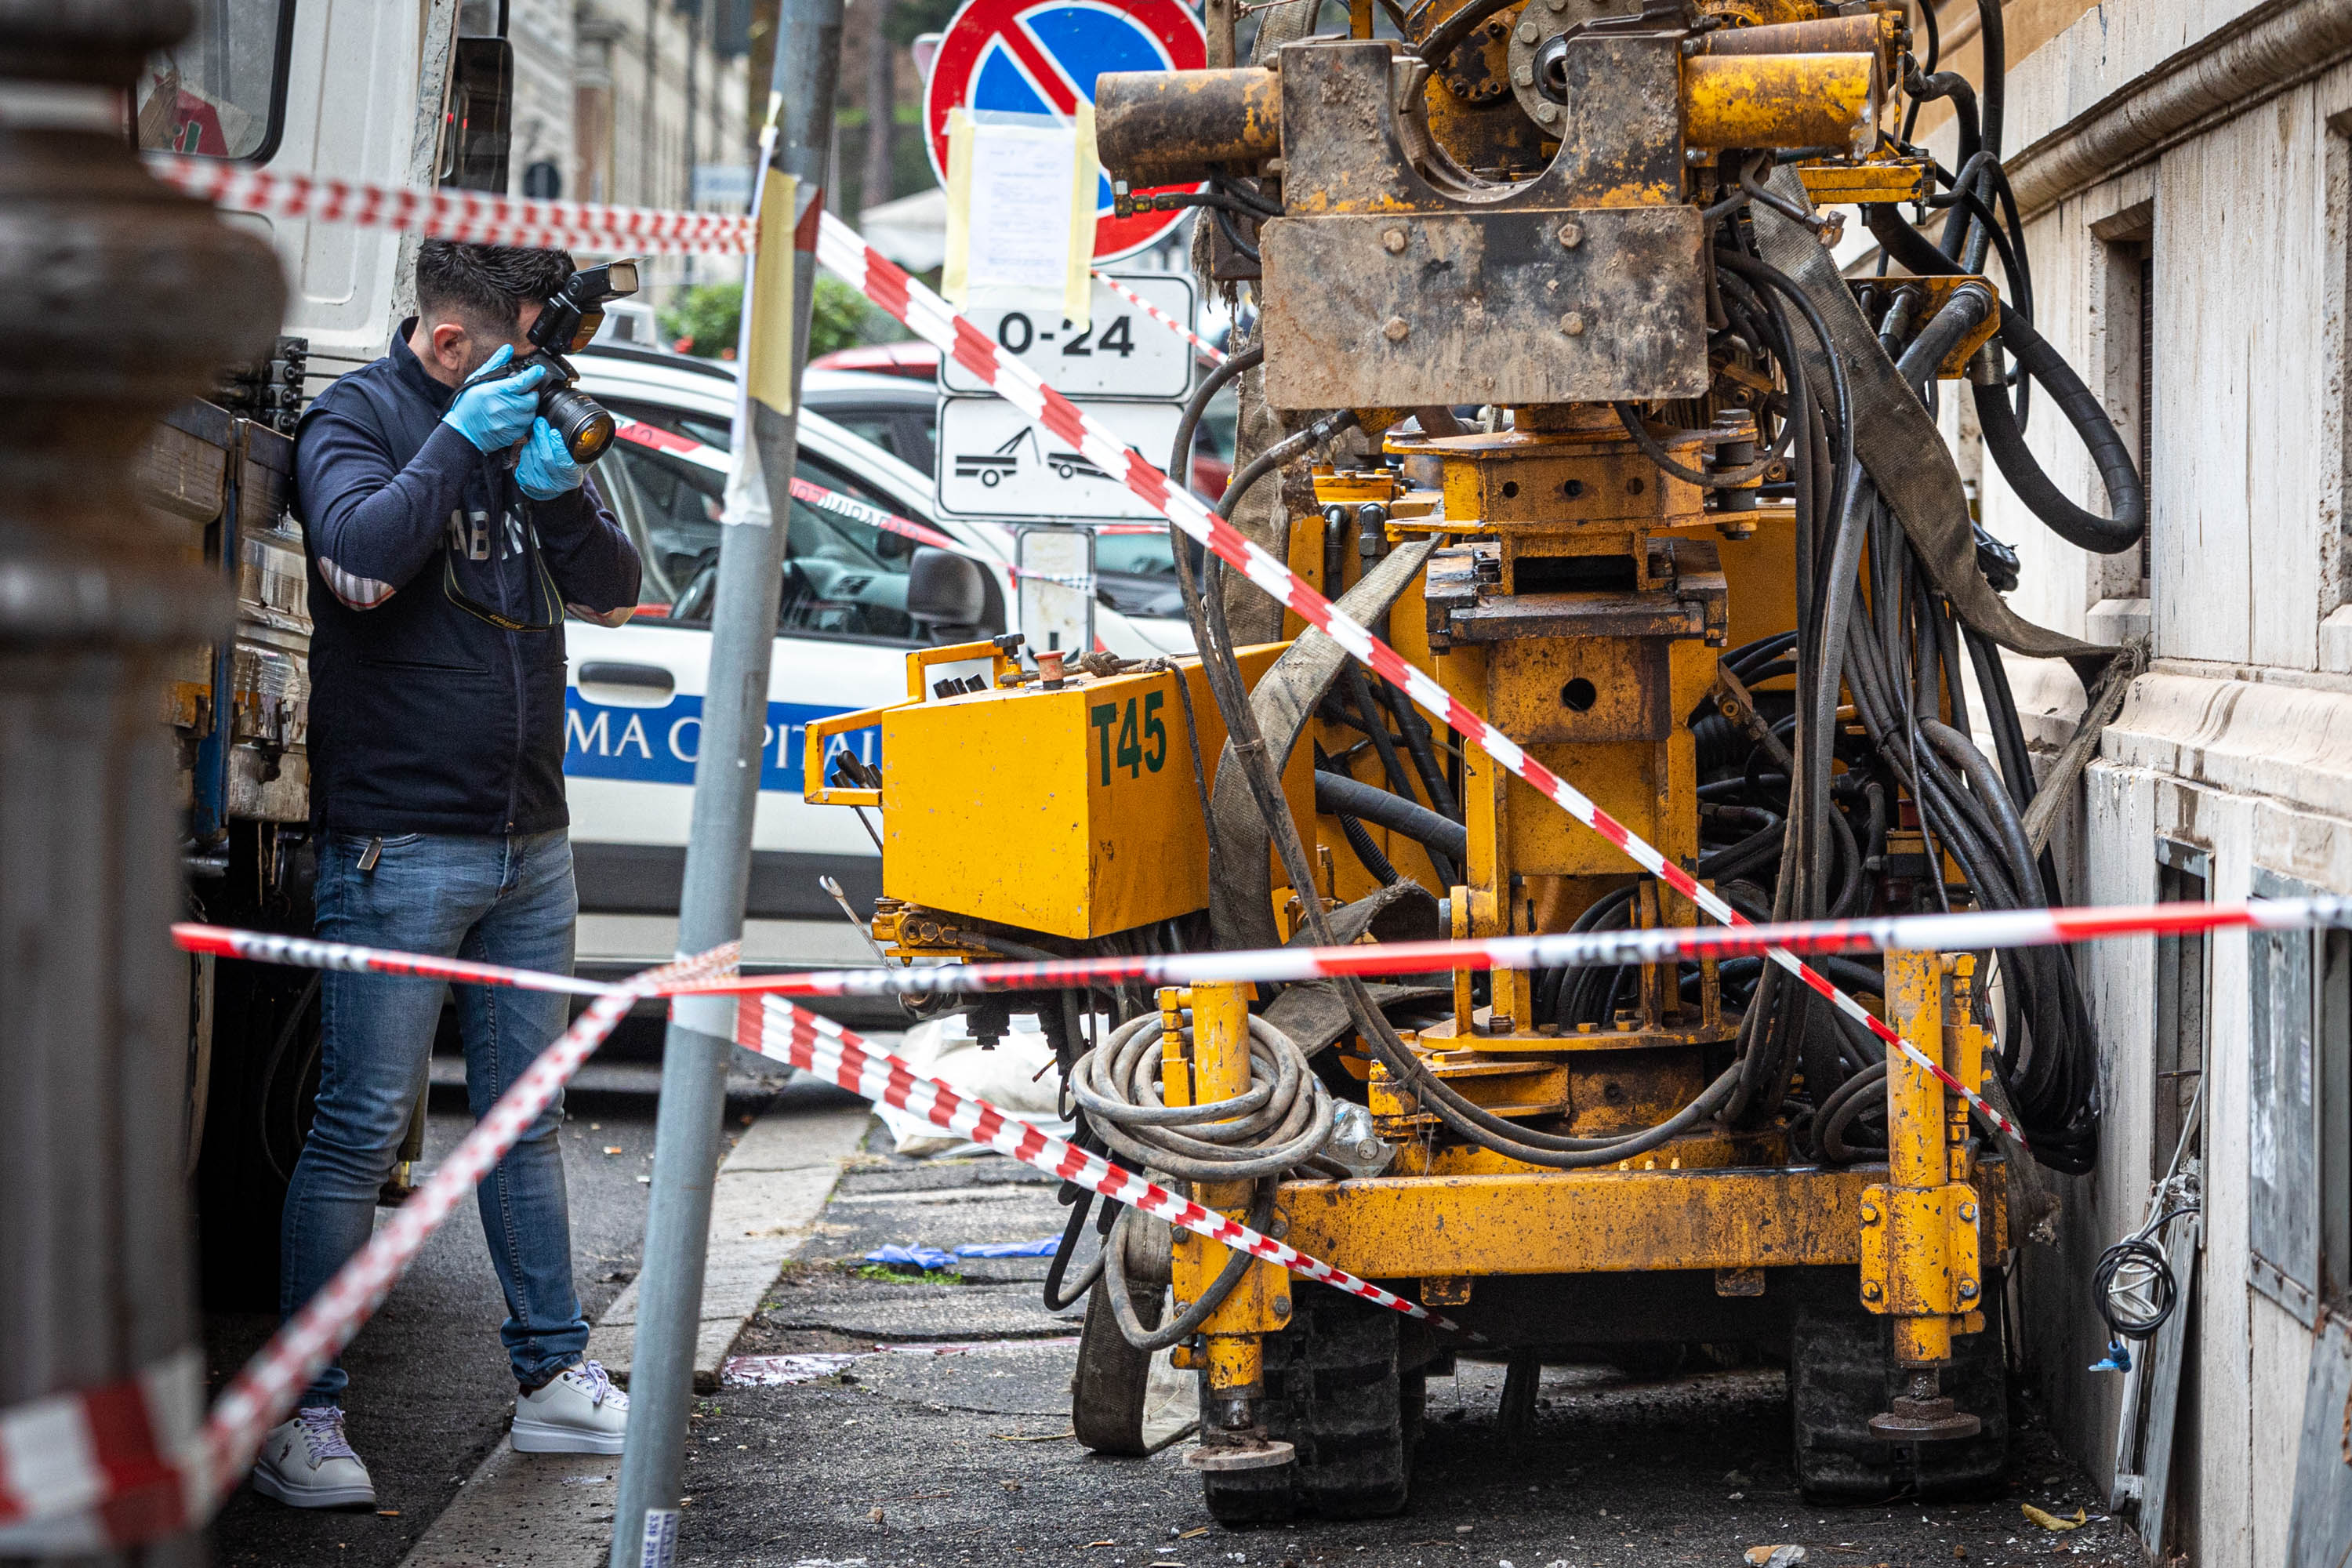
[541,386,617,463]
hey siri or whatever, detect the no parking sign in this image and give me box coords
[924,0,1207,263]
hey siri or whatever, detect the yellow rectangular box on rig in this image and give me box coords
[815,644,1310,941]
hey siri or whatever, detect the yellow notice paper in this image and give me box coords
[942,108,1091,331]
[745,165,800,416]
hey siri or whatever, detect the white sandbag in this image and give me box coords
[874,1014,1076,1157]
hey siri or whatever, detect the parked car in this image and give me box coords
[809,340,939,379]
[563,343,1188,978]
[801,367,938,472]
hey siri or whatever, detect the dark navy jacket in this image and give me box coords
[292,324,642,838]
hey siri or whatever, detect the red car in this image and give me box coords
[810,341,940,379]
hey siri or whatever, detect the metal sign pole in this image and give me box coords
[606,0,844,1559]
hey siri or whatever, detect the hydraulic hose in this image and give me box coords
[1892,281,1996,400]
[1103,1178,1277,1351]
[1864,204,2146,554]
[1071,1012,1334,1184]
[1314,768,1469,867]
[1074,1011,1331,1352]
[1974,313,2145,553]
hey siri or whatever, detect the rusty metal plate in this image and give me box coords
[1259,207,1708,409]
[1488,637,1669,743]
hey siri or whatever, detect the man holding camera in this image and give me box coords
[256,240,644,1508]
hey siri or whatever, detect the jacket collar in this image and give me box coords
[390,318,458,413]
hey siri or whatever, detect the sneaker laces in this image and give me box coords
[296,1406,357,1462]
[564,1359,623,1410]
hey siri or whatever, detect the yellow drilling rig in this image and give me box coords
[804,0,2141,1520]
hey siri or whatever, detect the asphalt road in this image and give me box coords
[200,1060,2149,1568]
[201,1043,812,1567]
[680,1156,2150,1568]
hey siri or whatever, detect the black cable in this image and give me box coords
[1409,0,1521,72]
[1614,401,1790,488]
[2092,1221,2183,1341]
[1337,811,1401,886]
[1342,662,1450,880]
[1381,677,1461,826]
[1900,0,1940,143]
[1976,0,2007,158]
[1864,205,2145,554]
[1314,767,1468,866]
[1102,1179,1277,1351]
[1211,201,1259,263]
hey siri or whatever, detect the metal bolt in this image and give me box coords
[1272,1295,1292,1319]
[1536,102,1559,124]
[1559,311,1586,336]
[1513,64,1534,85]
[1517,20,1539,41]
[1959,1279,1980,1301]
[1860,1202,1880,1225]
[1383,316,1410,343]
[1959,1201,1978,1222]
[1557,220,1583,249]
[1686,147,1708,164]
[1381,227,1408,253]
[1861,1281,1882,1301]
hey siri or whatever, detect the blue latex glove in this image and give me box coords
[441,343,546,452]
[515,416,585,499]
[864,1245,956,1272]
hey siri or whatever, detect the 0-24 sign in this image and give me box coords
[940,272,1194,401]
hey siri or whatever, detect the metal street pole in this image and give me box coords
[608,0,844,1559]
[0,3,282,1564]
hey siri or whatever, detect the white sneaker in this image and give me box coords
[512,1359,629,1454]
[251,1406,376,1509]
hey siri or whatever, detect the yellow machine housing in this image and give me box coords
[809,0,2020,1514]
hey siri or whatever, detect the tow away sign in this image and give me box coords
[941,272,1195,400]
[935,397,1184,521]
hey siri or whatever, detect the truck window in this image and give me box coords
[136,0,295,163]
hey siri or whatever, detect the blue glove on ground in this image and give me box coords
[515,416,586,499]
[441,344,546,452]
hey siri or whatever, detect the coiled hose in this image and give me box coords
[1864,203,2146,554]
[1071,1012,1334,1350]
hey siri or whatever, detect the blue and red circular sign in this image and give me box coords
[924,0,1208,263]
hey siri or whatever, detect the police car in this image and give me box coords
[564,344,1191,979]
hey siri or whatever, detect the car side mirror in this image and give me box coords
[906,546,988,627]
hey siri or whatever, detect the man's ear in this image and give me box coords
[427,319,471,373]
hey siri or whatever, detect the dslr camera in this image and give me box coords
[492,257,641,463]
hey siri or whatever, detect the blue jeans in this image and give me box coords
[281,828,590,1406]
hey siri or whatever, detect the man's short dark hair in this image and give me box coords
[415,238,576,337]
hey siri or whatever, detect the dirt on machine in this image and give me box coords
[801,0,2138,1524]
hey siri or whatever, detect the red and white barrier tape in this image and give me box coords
[806,209,2031,1146]
[173,923,625,999]
[0,1351,205,1553]
[146,154,756,256]
[1091,270,1225,365]
[728,993,1468,1338]
[659,895,2352,1003]
[145,156,1218,368]
[612,419,1095,592]
[0,942,733,1548]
